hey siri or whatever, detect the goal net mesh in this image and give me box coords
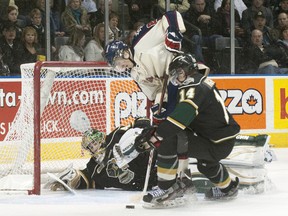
[0,62,148,193]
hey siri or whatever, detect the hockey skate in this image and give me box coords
[205,177,239,200]
[142,178,196,209]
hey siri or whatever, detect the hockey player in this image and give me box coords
[105,11,210,124]
[48,118,157,191]
[105,10,186,103]
[134,53,241,208]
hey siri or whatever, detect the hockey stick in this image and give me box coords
[144,73,169,191]
[130,74,170,203]
[157,73,169,114]
[142,149,154,195]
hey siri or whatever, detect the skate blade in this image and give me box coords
[142,197,187,209]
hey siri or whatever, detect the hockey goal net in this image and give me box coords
[0,61,148,194]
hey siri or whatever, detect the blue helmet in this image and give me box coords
[105,40,130,66]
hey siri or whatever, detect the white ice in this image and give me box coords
[0,148,287,216]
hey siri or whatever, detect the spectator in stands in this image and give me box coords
[245,29,288,74]
[214,0,247,18]
[133,21,145,31]
[81,0,97,19]
[273,0,288,25]
[58,28,85,61]
[50,0,66,37]
[270,12,288,41]
[108,12,121,42]
[249,11,274,45]
[125,0,147,29]
[0,0,17,21]
[184,0,223,64]
[15,0,34,14]
[158,0,190,15]
[215,0,246,46]
[89,0,113,30]
[61,0,91,36]
[34,0,58,50]
[52,0,66,15]
[0,6,23,40]
[124,0,152,29]
[0,22,22,75]
[15,0,35,26]
[18,26,43,64]
[0,47,11,76]
[242,0,274,33]
[29,8,45,50]
[243,0,272,8]
[124,29,137,47]
[273,25,288,67]
[84,22,105,61]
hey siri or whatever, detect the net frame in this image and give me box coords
[33,61,111,195]
[1,61,149,195]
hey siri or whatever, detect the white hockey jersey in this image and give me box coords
[130,11,186,101]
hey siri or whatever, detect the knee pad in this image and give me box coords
[197,160,219,177]
[197,161,229,184]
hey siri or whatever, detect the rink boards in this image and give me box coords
[0,75,287,148]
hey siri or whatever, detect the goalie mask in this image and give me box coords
[105,40,133,72]
[169,53,198,85]
[81,129,106,162]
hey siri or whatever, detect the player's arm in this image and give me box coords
[163,11,186,53]
[158,99,197,138]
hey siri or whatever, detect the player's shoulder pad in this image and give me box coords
[203,78,215,89]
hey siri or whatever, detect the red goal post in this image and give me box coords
[0,61,149,195]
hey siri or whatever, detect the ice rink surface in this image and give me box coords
[0,148,287,216]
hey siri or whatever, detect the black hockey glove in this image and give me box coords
[151,103,167,125]
[134,126,162,153]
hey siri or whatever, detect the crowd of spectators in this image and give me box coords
[0,0,287,76]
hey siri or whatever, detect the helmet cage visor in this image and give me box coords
[113,48,131,66]
[82,130,106,159]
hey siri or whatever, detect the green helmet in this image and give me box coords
[81,129,106,161]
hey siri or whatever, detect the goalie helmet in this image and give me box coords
[105,40,130,66]
[168,53,198,82]
[81,129,106,162]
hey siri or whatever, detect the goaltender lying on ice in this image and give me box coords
[45,128,275,196]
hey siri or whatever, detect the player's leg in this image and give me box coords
[186,133,239,200]
[197,160,239,200]
[143,134,194,207]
